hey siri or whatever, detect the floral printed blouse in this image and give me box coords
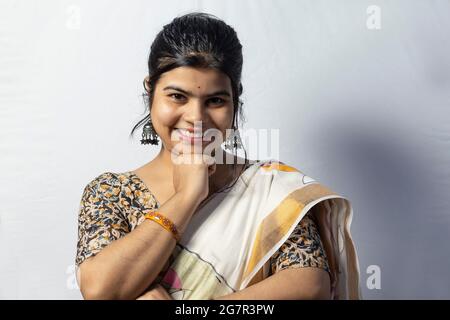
[75,171,330,277]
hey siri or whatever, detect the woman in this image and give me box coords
[75,12,361,300]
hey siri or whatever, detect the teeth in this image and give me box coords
[178,129,203,138]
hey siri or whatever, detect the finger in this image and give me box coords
[208,162,216,176]
[203,155,216,176]
[155,284,173,300]
[171,141,183,156]
[136,290,156,300]
[202,154,216,166]
[170,143,186,165]
[177,138,208,154]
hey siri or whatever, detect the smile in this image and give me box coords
[175,128,210,143]
[176,128,204,138]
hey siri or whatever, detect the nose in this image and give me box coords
[183,100,208,127]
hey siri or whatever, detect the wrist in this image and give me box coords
[176,191,204,209]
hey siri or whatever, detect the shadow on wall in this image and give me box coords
[300,107,450,299]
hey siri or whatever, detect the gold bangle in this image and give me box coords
[144,211,181,242]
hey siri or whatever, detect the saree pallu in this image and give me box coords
[156,159,361,300]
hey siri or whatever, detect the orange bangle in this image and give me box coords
[144,211,181,242]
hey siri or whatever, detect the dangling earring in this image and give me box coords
[224,126,243,150]
[140,117,159,145]
[140,78,158,145]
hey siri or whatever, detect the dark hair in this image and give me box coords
[130,12,249,193]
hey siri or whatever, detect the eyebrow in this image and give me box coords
[163,85,231,98]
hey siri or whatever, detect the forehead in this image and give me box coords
[158,66,231,89]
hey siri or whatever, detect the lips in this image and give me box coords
[176,128,204,138]
[174,128,211,144]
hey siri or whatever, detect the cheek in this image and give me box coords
[209,108,234,142]
[213,107,234,130]
[152,104,180,130]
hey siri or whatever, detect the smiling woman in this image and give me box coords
[75,12,361,300]
[144,66,235,153]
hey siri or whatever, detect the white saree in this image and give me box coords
[155,159,361,300]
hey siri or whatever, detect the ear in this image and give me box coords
[143,76,151,92]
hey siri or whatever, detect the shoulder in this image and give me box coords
[81,171,136,203]
[81,171,149,202]
[255,159,309,179]
[83,172,122,192]
[258,159,302,172]
[251,159,322,199]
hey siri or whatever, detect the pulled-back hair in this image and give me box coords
[130,12,246,139]
[130,12,249,193]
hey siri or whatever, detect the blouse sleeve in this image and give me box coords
[75,173,130,267]
[269,210,330,275]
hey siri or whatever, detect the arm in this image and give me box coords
[214,267,331,300]
[78,191,200,300]
[137,267,330,300]
[216,210,332,300]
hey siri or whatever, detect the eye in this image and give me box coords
[208,97,226,106]
[169,93,186,102]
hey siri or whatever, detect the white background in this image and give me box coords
[1,0,449,299]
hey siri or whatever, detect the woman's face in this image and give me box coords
[146,66,234,154]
